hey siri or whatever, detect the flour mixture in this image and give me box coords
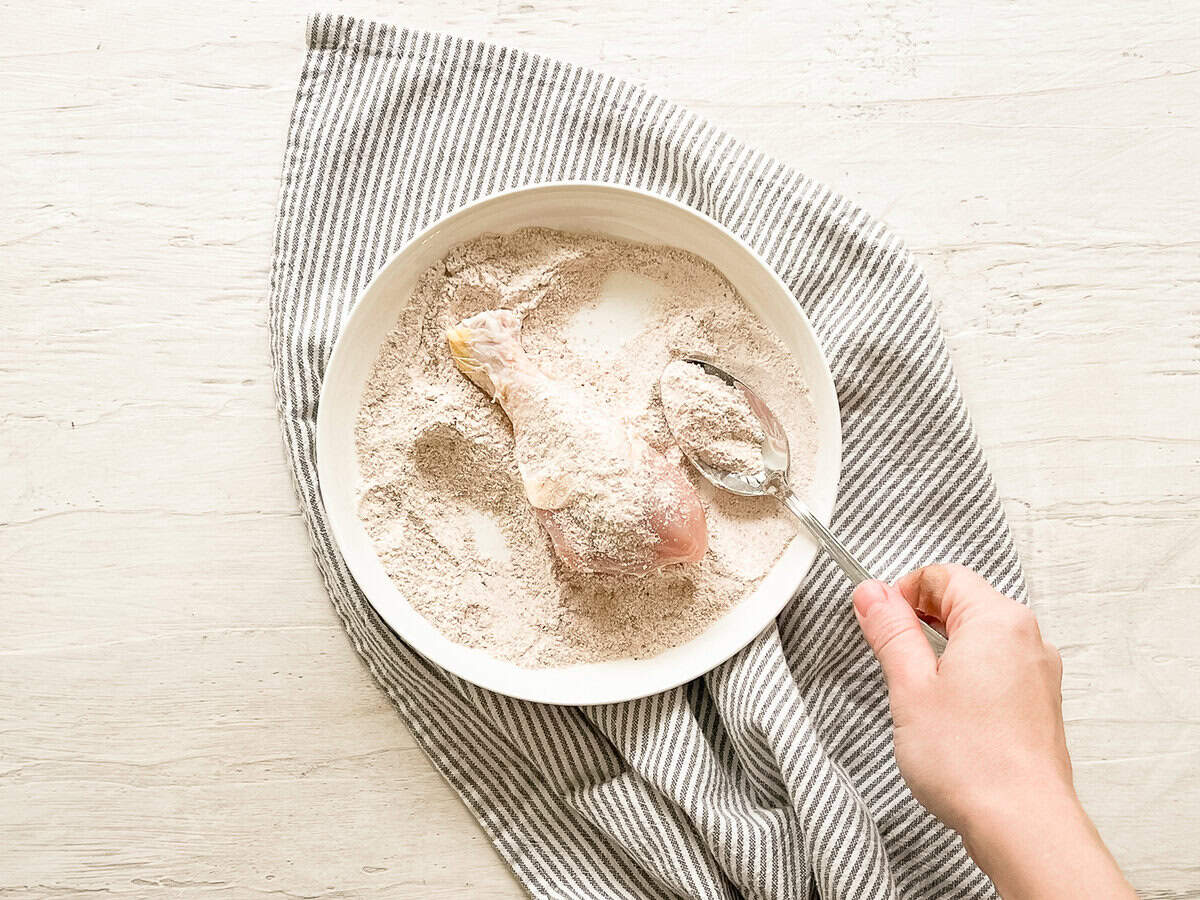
[660,360,768,478]
[355,228,818,667]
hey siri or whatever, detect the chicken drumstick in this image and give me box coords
[446,309,707,576]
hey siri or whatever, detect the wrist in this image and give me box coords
[959,787,1133,899]
[959,783,1083,861]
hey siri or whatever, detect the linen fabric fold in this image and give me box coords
[268,14,1024,899]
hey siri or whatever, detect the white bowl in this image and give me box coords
[316,182,841,705]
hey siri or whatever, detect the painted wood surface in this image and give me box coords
[3,0,1197,896]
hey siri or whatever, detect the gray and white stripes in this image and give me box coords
[268,14,1024,899]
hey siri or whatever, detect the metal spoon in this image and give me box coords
[661,357,947,654]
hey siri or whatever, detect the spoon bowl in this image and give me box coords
[661,358,790,497]
[660,357,948,654]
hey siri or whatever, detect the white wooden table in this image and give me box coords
[4,1,1197,896]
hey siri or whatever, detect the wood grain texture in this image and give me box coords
[2,0,1196,896]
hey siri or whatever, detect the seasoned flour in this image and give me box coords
[660,360,768,478]
[355,228,818,667]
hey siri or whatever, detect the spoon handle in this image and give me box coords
[776,488,948,654]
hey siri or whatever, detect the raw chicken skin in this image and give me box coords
[446,309,708,576]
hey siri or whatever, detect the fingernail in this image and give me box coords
[853,580,889,617]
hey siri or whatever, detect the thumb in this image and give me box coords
[853,580,937,692]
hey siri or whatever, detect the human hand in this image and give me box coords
[852,564,1134,899]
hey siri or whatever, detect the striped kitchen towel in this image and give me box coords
[268,14,1026,899]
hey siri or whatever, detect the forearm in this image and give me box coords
[961,790,1136,900]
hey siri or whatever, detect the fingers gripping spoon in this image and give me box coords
[660,358,948,654]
